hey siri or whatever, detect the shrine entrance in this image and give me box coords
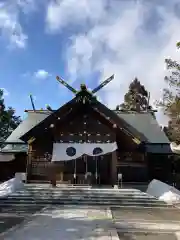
[62,153,112,185]
[52,142,116,185]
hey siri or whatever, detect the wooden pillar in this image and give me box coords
[57,162,64,183]
[26,144,33,183]
[111,150,117,186]
[49,162,57,187]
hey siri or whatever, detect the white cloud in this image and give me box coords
[1,88,9,97]
[46,0,180,125]
[34,69,51,79]
[46,0,106,33]
[0,0,37,48]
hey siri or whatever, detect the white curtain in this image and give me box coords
[51,142,117,161]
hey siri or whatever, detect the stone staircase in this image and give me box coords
[0,184,171,208]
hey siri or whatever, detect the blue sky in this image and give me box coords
[1,0,180,125]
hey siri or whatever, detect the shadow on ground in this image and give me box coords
[3,206,115,240]
[0,204,45,234]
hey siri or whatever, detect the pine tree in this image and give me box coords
[158,53,180,143]
[0,89,21,142]
[118,78,149,112]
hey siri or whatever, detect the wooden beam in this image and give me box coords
[27,137,36,144]
[90,107,142,145]
[93,101,148,141]
[21,97,78,141]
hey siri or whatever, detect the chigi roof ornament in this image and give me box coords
[56,75,114,104]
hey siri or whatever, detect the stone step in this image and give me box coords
[0,202,167,208]
[24,188,142,192]
[0,203,171,209]
[24,186,142,192]
[18,190,143,195]
[8,196,155,201]
[1,199,166,206]
[4,196,164,203]
[0,198,167,206]
[7,193,156,199]
[12,191,152,197]
[0,184,169,209]
[10,195,150,200]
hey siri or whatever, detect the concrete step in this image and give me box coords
[0,200,168,207]
[4,195,165,204]
[12,191,153,197]
[0,203,171,209]
[1,198,166,205]
[0,195,167,203]
[24,186,142,192]
[24,187,142,192]
[19,190,143,195]
[7,193,157,199]
[0,184,169,208]
[5,191,144,195]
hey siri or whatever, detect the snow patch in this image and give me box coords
[0,176,24,198]
[0,153,14,162]
[170,142,180,154]
[146,179,180,204]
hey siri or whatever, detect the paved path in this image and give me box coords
[111,206,180,240]
[0,204,44,235]
[2,206,118,240]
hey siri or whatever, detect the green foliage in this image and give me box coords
[176,41,180,48]
[0,89,21,142]
[159,48,180,143]
[117,78,149,112]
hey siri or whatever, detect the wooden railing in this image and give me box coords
[28,156,102,184]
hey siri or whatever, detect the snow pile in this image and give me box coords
[146,179,180,204]
[0,153,14,162]
[170,142,180,154]
[0,175,24,198]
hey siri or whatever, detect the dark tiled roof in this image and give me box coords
[115,111,170,144]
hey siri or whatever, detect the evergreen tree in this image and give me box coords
[158,51,180,143]
[117,78,150,112]
[0,89,21,142]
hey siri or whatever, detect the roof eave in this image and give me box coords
[20,97,77,142]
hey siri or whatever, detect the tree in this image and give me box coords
[0,89,21,142]
[117,78,150,112]
[158,55,180,143]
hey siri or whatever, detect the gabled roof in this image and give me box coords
[2,111,50,152]
[20,95,148,143]
[19,95,169,144]
[2,97,170,149]
[94,101,147,142]
[115,111,170,144]
[5,111,50,143]
[20,97,79,142]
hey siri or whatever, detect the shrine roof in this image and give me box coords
[2,107,170,150]
[115,111,169,144]
[2,111,50,152]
